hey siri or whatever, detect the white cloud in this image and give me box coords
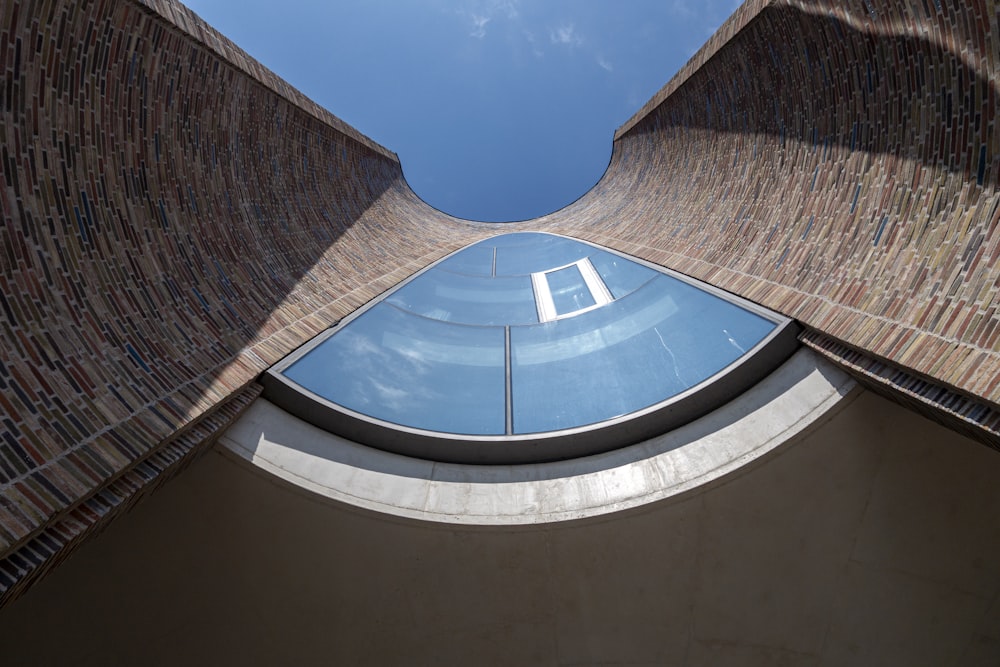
[463,0,520,39]
[597,55,613,71]
[523,30,544,57]
[549,23,582,46]
[470,14,490,38]
[494,0,519,19]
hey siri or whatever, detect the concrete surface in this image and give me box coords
[224,349,853,524]
[0,363,998,665]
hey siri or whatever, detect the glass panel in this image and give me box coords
[589,250,657,299]
[285,303,506,435]
[510,275,776,434]
[274,232,787,450]
[489,232,552,248]
[388,268,537,325]
[436,243,494,276]
[495,233,591,275]
[546,264,596,315]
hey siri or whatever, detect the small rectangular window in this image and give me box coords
[532,258,613,322]
[547,264,596,315]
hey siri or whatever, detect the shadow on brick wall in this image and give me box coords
[0,0,442,585]
[629,2,998,187]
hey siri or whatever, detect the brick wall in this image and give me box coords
[0,0,486,605]
[1,0,998,606]
[540,0,1000,434]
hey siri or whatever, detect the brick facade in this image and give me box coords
[1,0,998,605]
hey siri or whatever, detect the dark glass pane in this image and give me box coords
[286,304,506,435]
[546,264,596,315]
[388,268,537,325]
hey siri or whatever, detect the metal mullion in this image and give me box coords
[531,271,557,322]
[505,325,513,435]
[578,257,613,306]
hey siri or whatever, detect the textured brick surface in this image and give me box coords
[0,0,487,605]
[540,0,1000,424]
[1,0,999,605]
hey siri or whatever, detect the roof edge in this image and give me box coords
[131,0,398,162]
[615,0,778,140]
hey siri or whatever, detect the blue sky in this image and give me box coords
[181,0,741,222]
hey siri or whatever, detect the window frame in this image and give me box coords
[262,233,800,464]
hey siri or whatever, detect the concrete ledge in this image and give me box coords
[220,348,855,524]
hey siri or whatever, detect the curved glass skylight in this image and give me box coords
[264,233,798,463]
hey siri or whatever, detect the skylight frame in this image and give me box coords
[532,257,613,322]
[262,233,800,465]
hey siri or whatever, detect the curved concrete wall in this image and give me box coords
[1,387,997,666]
[225,350,854,525]
[1,0,999,606]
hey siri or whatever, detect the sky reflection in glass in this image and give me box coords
[511,274,774,433]
[546,264,596,315]
[589,250,657,299]
[285,303,506,435]
[388,270,537,325]
[494,233,591,275]
[280,232,778,437]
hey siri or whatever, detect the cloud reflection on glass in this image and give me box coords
[283,233,776,437]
